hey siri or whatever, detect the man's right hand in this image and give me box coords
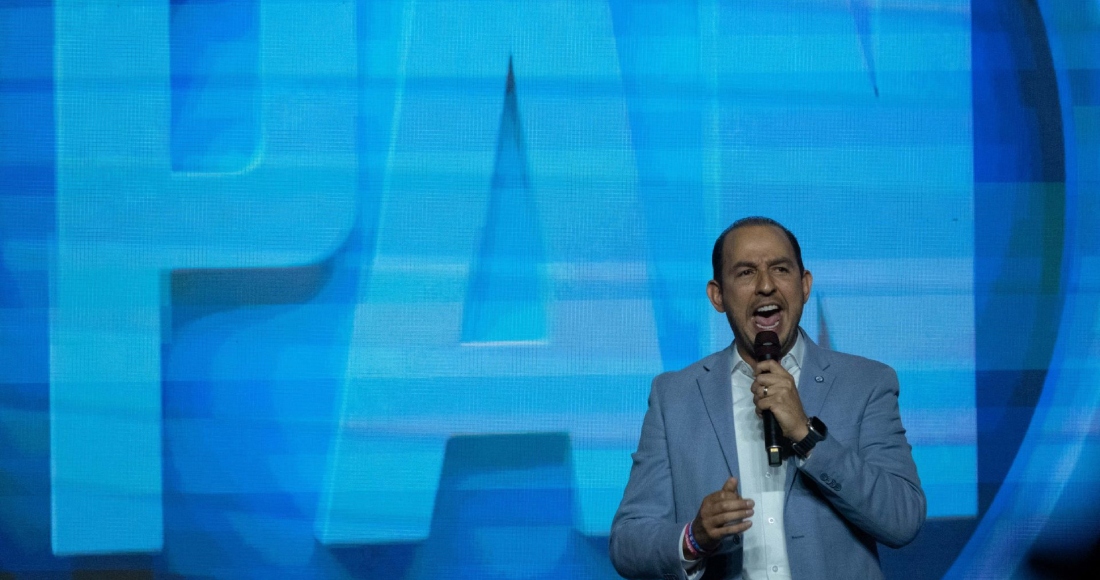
[685,477,754,559]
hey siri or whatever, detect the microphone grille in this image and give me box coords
[753,331,782,361]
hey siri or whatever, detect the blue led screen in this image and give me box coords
[1,0,1098,578]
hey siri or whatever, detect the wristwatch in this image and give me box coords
[791,416,828,459]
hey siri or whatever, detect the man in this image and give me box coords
[610,217,925,579]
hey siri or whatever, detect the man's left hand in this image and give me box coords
[751,360,809,442]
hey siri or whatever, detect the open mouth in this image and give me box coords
[753,304,782,331]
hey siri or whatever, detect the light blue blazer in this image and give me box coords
[610,333,926,580]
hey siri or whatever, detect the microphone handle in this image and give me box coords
[763,410,783,466]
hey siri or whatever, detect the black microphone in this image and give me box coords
[754,331,784,467]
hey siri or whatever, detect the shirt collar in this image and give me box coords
[732,328,806,377]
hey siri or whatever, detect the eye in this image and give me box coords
[735,268,753,278]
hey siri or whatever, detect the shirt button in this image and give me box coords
[765,472,771,478]
[773,566,779,572]
[768,517,775,523]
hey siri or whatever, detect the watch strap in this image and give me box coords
[792,416,826,458]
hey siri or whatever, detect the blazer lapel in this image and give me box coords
[786,334,836,495]
[698,347,739,477]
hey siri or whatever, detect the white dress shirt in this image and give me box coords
[681,333,805,579]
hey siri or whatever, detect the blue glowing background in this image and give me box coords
[0,0,1098,578]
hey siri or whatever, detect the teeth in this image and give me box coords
[756,305,779,314]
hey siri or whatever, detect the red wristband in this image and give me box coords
[683,523,700,558]
[686,521,709,557]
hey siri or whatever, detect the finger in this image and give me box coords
[755,373,795,393]
[702,499,754,523]
[714,498,754,514]
[700,494,740,518]
[702,487,736,505]
[712,520,753,537]
[702,489,726,505]
[699,492,742,519]
[754,395,776,412]
[750,382,767,399]
[757,385,802,413]
[753,374,788,391]
[702,508,754,530]
[753,359,783,375]
[702,509,749,529]
[751,380,787,402]
[722,477,739,493]
[752,391,766,405]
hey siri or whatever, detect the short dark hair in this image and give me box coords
[711,217,804,284]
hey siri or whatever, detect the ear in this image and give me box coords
[706,279,725,313]
[801,269,814,304]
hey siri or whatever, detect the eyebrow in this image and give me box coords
[731,257,794,270]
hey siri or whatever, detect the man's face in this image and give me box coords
[706,224,813,363]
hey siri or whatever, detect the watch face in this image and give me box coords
[810,417,827,438]
[791,418,828,459]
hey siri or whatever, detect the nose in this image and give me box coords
[756,269,775,294]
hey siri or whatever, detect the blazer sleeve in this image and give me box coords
[797,364,927,548]
[609,375,693,580]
